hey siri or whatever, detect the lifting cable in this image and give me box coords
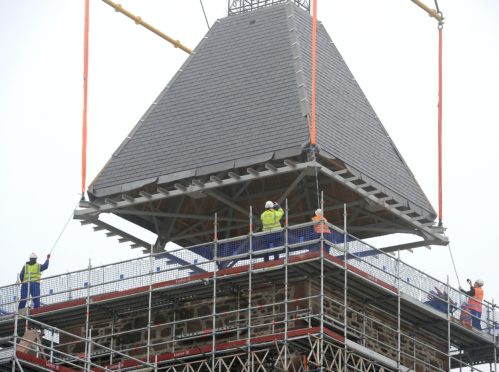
[409,2,444,225]
[310,0,317,147]
[436,0,444,227]
[413,0,462,287]
[433,1,462,288]
[81,0,90,200]
[447,242,461,288]
[199,0,210,30]
[310,0,321,209]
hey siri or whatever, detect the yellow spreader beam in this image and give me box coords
[102,0,192,54]
[410,0,444,22]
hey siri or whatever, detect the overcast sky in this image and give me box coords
[1,0,498,306]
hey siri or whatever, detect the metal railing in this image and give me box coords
[0,221,496,337]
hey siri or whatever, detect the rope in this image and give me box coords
[81,0,90,200]
[49,199,81,255]
[199,0,210,30]
[310,1,320,209]
[447,243,461,288]
[433,0,441,14]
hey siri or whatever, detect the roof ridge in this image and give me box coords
[285,3,310,120]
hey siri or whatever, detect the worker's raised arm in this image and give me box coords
[40,254,50,271]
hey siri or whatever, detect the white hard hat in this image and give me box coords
[265,201,274,209]
[315,209,323,216]
[476,279,484,286]
[29,252,38,259]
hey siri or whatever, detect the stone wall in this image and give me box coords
[57,276,447,370]
[310,281,448,370]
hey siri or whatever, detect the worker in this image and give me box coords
[312,209,331,234]
[260,201,284,261]
[459,278,484,329]
[424,286,457,314]
[19,252,50,310]
[261,201,284,231]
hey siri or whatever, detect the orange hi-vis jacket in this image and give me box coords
[468,287,484,312]
[312,215,331,234]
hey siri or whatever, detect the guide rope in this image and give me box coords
[49,199,81,255]
[447,243,461,288]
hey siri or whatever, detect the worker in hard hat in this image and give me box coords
[459,278,484,329]
[261,201,284,231]
[260,201,284,261]
[312,209,331,234]
[19,252,51,309]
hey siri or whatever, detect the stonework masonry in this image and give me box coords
[57,276,447,370]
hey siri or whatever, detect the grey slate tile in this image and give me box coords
[89,3,434,217]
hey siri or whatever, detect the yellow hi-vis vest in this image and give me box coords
[23,263,42,282]
[261,208,284,231]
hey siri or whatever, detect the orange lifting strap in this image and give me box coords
[437,23,443,225]
[81,0,90,198]
[411,0,444,224]
[310,0,318,146]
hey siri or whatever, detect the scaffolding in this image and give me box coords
[0,202,498,371]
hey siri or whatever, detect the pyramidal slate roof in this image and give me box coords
[89,3,435,217]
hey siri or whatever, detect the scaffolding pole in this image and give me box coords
[147,246,154,363]
[447,275,451,372]
[343,202,348,372]
[493,299,497,372]
[397,249,401,370]
[320,195,325,371]
[212,213,218,372]
[84,259,91,372]
[247,206,253,372]
[284,198,289,367]
[11,278,20,372]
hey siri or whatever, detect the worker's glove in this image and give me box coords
[273,203,280,209]
[47,254,51,260]
[466,278,472,285]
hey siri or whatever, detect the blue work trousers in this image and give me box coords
[470,309,482,329]
[19,282,41,309]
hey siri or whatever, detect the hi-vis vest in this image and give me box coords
[468,287,484,312]
[312,215,331,234]
[261,208,284,231]
[23,263,42,283]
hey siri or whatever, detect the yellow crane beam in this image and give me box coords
[410,0,444,22]
[101,0,192,54]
